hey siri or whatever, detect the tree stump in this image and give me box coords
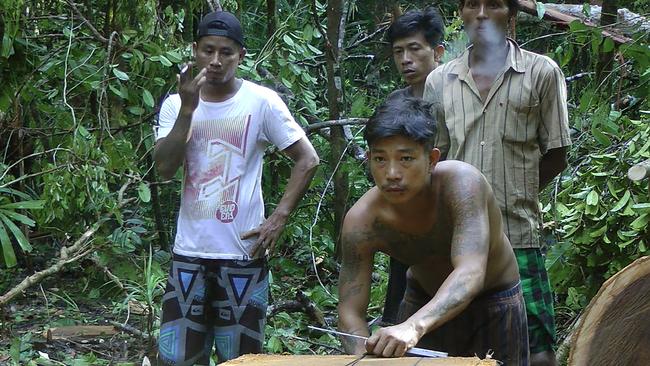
[222,354,497,365]
[569,256,650,366]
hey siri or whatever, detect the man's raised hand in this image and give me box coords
[177,63,207,113]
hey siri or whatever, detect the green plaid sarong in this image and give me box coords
[515,248,557,353]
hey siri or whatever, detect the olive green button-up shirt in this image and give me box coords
[424,39,571,249]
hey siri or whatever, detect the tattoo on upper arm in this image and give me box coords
[445,173,488,257]
[340,232,365,285]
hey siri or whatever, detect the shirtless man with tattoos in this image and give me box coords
[337,97,529,365]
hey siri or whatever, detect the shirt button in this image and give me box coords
[480,141,486,146]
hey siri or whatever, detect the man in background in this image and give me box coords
[381,7,445,325]
[424,0,571,364]
[153,11,319,365]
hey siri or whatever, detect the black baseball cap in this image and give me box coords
[197,11,244,46]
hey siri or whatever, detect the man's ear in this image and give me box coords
[238,47,247,63]
[434,45,445,63]
[429,148,441,169]
[365,150,371,162]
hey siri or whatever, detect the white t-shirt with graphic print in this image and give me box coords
[156,80,305,260]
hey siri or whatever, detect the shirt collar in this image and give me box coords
[449,38,525,78]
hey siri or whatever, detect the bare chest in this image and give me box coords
[372,219,451,264]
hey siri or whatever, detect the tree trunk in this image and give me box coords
[325,0,349,255]
[596,0,618,86]
[569,256,650,366]
[146,153,168,251]
[266,0,276,38]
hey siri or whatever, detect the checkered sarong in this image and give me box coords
[515,248,557,353]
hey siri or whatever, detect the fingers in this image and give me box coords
[240,228,260,240]
[365,334,377,354]
[366,330,406,358]
[394,342,408,357]
[194,67,206,83]
[381,341,398,358]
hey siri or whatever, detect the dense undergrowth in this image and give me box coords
[1,0,648,364]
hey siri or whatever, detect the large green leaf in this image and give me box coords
[0,209,36,226]
[610,190,631,212]
[0,221,17,268]
[137,182,151,203]
[142,89,155,108]
[0,200,45,210]
[112,68,129,81]
[0,212,32,252]
[0,187,32,200]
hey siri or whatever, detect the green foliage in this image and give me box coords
[545,114,650,311]
[1,0,649,362]
[541,20,650,312]
[0,187,44,267]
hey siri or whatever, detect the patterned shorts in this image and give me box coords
[398,279,529,366]
[515,248,557,353]
[158,254,269,365]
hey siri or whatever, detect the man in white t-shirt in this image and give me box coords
[153,11,319,365]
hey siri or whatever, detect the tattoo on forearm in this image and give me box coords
[340,284,363,301]
[424,272,474,322]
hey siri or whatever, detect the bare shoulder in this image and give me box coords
[433,160,491,196]
[342,188,382,248]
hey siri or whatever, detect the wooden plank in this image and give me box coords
[222,354,497,365]
[44,325,117,341]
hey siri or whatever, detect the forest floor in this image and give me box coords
[1,267,155,365]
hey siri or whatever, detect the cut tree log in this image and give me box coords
[627,159,650,182]
[569,256,650,366]
[222,354,497,365]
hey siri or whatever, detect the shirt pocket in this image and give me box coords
[501,93,540,144]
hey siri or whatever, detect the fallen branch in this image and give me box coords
[0,223,101,306]
[304,118,367,134]
[267,290,327,327]
[64,0,109,44]
[0,181,134,306]
[296,290,327,327]
[107,320,149,339]
[90,255,127,294]
[518,0,632,44]
[267,300,304,316]
[345,24,389,51]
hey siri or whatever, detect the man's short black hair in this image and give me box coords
[386,7,445,47]
[364,97,437,150]
[459,0,519,17]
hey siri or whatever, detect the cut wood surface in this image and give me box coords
[222,354,497,365]
[569,256,650,366]
[627,159,650,181]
